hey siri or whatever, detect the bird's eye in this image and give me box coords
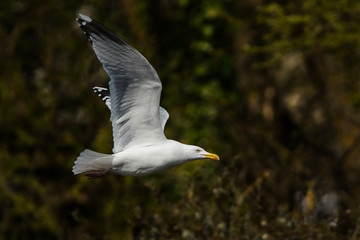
[196,149,201,153]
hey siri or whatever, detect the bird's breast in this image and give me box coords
[111,143,185,176]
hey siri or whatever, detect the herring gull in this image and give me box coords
[72,14,219,178]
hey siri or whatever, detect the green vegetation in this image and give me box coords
[1,0,360,239]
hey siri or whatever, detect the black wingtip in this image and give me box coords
[76,14,129,47]
[76,14,96,44]
[77,13,92,22]
[93,86,109,93]
[93,86,110,101]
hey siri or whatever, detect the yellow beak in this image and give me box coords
[203,153,220,160]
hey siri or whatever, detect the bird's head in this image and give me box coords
[183,144,220,161]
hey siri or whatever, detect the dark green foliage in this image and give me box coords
[1,0,360,239]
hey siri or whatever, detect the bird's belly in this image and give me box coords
[111,153,175,176]
[112,162,171,176]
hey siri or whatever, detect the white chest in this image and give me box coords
[111,143,187,176]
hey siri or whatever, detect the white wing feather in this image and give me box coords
[93,86,169,131]
[77,14,166,152]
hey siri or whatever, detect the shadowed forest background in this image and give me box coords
[2,0,360,239]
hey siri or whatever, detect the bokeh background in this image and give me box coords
[2,0,360,239]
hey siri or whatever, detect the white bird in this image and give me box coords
[73,14,219,178]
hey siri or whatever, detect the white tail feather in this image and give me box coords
[73,149,114,175]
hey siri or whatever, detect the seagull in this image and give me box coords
[73,14,219,178]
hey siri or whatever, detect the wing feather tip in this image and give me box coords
[78,13,92,22]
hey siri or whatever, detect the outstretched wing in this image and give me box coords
[77,14,166,152]
[93,86,169,131]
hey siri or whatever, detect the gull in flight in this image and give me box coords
[73,14,219,178]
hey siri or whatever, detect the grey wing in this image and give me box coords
[93,86,169,131]
[78,14,166,152]
[159,107,169,131]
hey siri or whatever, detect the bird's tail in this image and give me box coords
[72,149,114,175]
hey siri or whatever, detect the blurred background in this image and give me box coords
[1,0,360,239]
